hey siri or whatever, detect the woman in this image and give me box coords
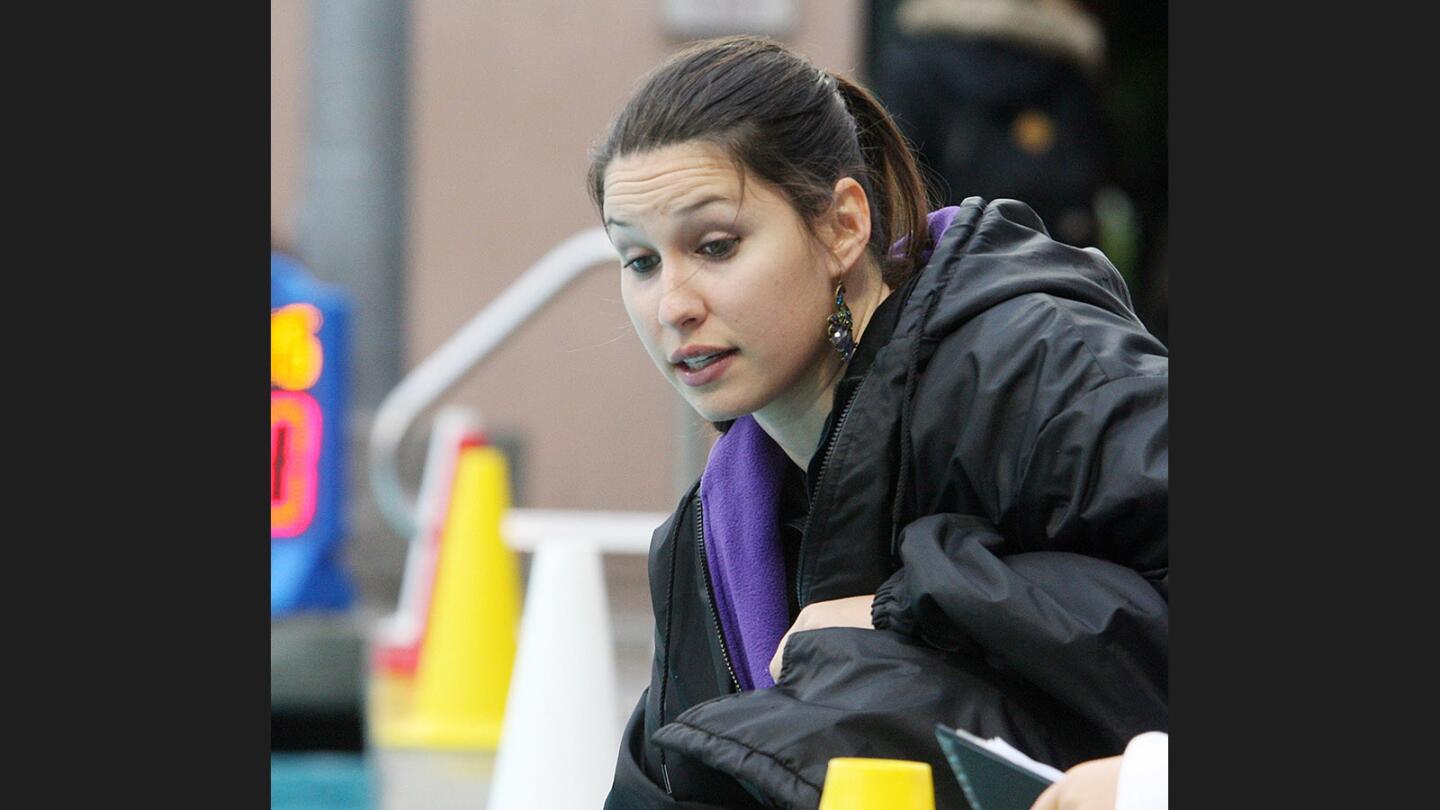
[590,36,1167,809]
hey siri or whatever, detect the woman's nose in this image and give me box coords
[657,268,705,331]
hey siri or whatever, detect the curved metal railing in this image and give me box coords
[367,226,616,539]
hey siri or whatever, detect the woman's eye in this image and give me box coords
[624,254,659,273]
[697,238,738,259]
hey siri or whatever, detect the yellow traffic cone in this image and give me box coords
[371,442,522,749]
[818,758,936,810]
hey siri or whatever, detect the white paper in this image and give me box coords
[982,737,1067,783]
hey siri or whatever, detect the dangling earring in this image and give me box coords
[826,283,855,362]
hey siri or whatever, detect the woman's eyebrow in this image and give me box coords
[606,194,734,232]
[674,194,732,217]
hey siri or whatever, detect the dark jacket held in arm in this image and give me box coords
[604,197,1168,810]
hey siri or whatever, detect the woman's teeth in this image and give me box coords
[682,352,723,370]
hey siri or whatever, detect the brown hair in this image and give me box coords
[587,35,933,287]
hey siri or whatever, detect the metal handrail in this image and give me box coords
[368,226,617,539]
[501,508,669,554]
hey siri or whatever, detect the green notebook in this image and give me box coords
[934,724,1063,810]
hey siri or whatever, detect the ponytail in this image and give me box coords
[831,72,934,287]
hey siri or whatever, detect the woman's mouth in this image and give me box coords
[672,349,737,386]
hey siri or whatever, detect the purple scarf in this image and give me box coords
[697,208,962,691]
[699,415,791,690]
[895,205,962,264]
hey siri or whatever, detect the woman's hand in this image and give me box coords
[1029,755,1124,810]
[768,594,876,682]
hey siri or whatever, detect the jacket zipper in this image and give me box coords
[795,376,867,607]
[658,483,745,794]
[657,496,688,796]
[662,380,864,792]
[695,497,742,693]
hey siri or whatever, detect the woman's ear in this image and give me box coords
[825,177,872,281]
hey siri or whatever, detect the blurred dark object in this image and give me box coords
[272,711,365,752]
[867,0,1168,345]
[271,613,366,752]
[872,0,1107,248]
[1083,0,1168,347]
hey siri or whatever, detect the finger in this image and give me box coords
[1029,781,1060,810]
[769,634,789,682]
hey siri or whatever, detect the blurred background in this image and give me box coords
[270,1,1165,807]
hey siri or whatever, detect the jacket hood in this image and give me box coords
[899,198,1139,346]
[796,197,1150,605]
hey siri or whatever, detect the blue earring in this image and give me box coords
[826,283,855,362]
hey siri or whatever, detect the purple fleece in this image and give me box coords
[697,208,961,691]
[699,415,791,690]
[894,205,962,264]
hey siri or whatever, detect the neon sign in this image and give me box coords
[271,251,354,615]
[271,390,322,537]
[271,303,325,391]
[270,303,326,538]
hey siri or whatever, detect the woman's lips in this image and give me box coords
[673,349,737,387]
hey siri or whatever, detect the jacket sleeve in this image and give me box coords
[870,515,1167,744]
[607,687,766,809]
[1011,373,1169,598]
[870,370,1168,741]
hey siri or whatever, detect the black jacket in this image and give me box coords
[605,197,1168,810]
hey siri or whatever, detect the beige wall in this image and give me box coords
[271,1,307,252]
[272,1,863,516]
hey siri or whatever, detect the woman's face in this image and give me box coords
[603,141,841,423]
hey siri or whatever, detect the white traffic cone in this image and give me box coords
[487,538,619,810]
